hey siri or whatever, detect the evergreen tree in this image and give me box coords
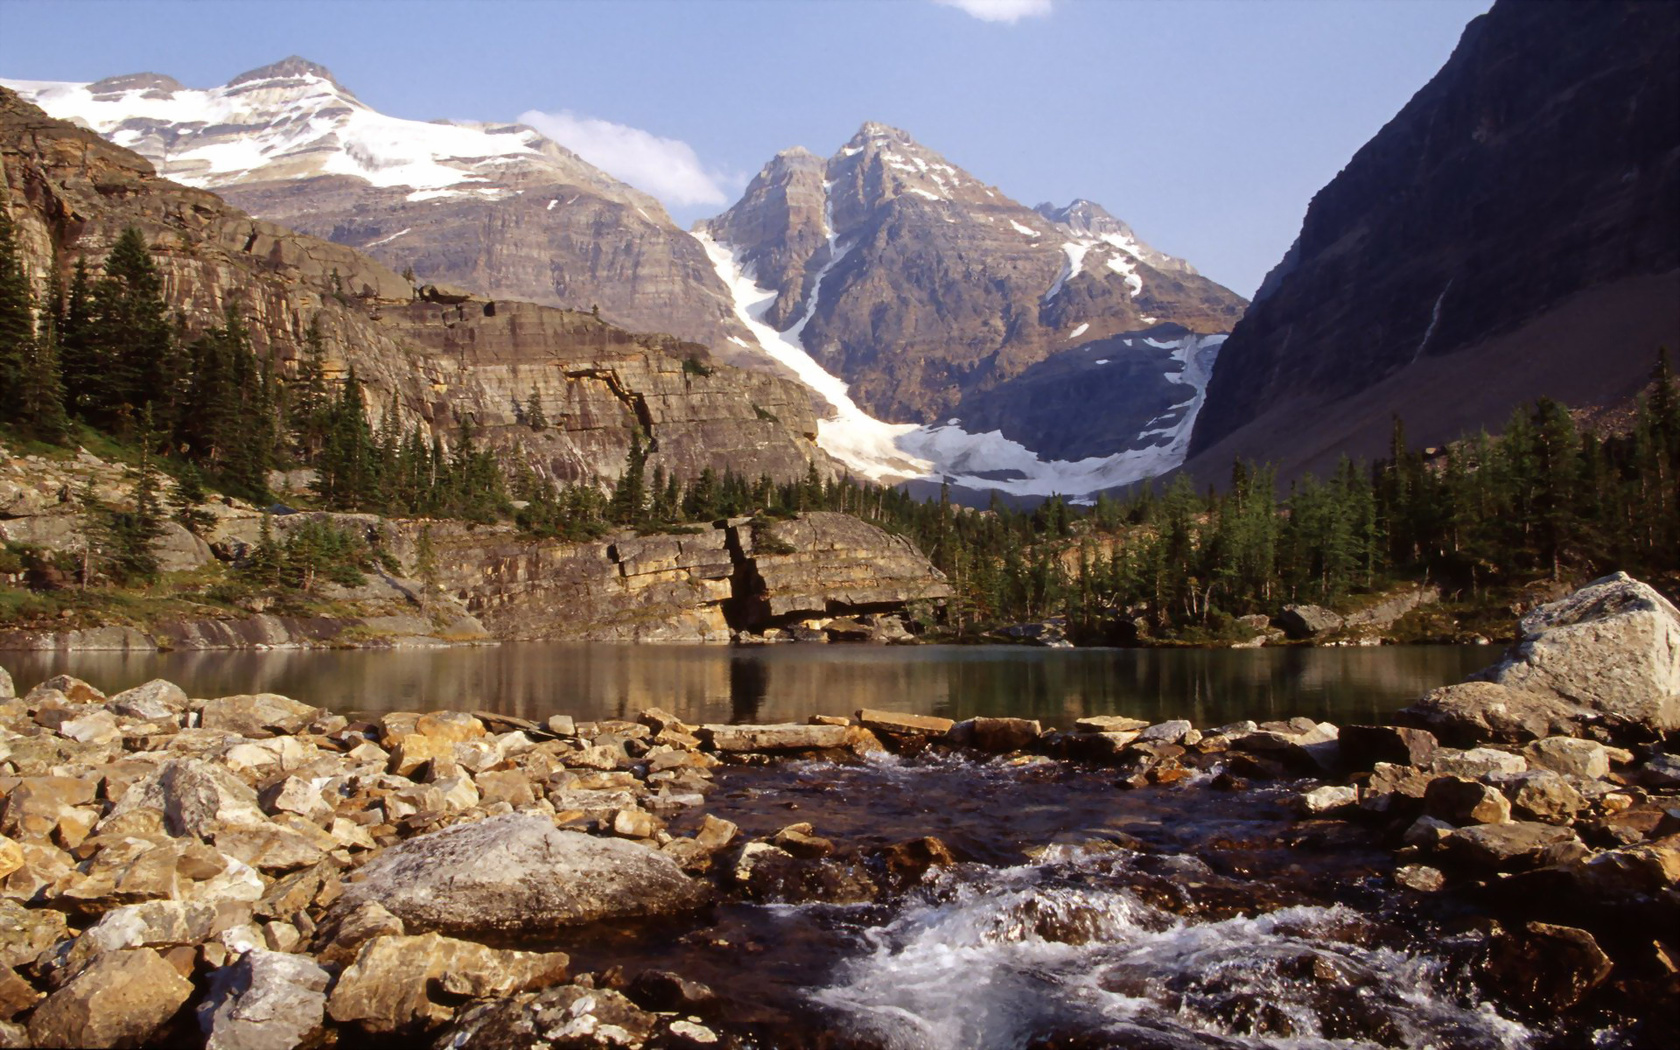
[525,386,547,431]
[314,368,379,510]
[16,307,70,444]
[289,315,332,461]
[87,228,178,433]
[0,211,33,403]
[609,432,647,525]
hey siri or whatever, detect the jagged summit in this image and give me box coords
[227,55,344,89]
[87,72,184,97]
[1034,199,1197,276]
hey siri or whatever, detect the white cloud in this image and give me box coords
[518,108,731,208]
[933,0,1052,24]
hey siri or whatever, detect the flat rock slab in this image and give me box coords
[700,723,850,752]
[336,813,706,935]
[856,709,954,735]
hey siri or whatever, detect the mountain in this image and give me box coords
[0,86,829,491]
[1185,0,1680,482]
[0,57,757,362]
[700,122,1245,425]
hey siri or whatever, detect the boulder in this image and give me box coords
[951,716,1042,753]
[699,723,850,752]
[1430,747,1527,779]
[856,709,954,736]
[1338,724,1437,771]
[106,680,189,722]
[108,759,269,839]
[1503,770,1586,825]
[438,985,658,1050]
[326,932,568,1033]
[1523,736,1611,780]
[27,947,193,1049]
[334,813,705,934]
[0,963,40,1021]
[0,666,11,699]
[199,694,321,738]
[1137,719,1193,744]
[1295,785,1357,816]
[1277,604,1344,639]
[1399,681,1582,746]
[1073,715,1150,733]
[1482,922,1613,1014]
[28,675,105,705]
[199,949,331,1050]
[64,899,250,974]
[1483,572,1680,731]
[0,899,68,970]
[1424,777,1512,825]
[1443,822,1579,871]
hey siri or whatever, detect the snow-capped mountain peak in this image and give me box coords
[1035,199,1197,276]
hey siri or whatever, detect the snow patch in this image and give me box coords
[364,227,412,247]
[1066,323,1090,341]
[1009,220,1040,237]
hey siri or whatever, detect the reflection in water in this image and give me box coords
[0,643,1494,729]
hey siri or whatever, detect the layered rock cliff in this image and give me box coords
[0,87,829,489]
[2,58,756,362]
[1186,0,1680,482]
[701,123,1247,425]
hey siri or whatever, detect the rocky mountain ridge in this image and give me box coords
[0,58,756,361]
[0,86,829,491]
[1185,0,1680,483]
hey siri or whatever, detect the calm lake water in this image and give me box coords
[2,643,1493,729]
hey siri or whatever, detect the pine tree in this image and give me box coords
[525,386,547,431]
[16,307,70,444]
[88,228,178,432]
[289,315,332,461]
[610,432,647,525]
[56,259,100,420]
[0,211,34,403]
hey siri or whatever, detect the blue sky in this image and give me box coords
[0,0,1488,297]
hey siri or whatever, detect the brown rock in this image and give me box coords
[28,676,105,706]
[1399,681,1582,746]
[954,716,1042,753]
[1483,922,1614,1013]
[27,947,192,1048]
[1443,822,1579,871]
[326,932,568,1033]
[700,722,851,752]
[1425,776,1512,826]
[857,709,955,736]
[414,711,486,742]
[199,694,321,738]
[1339,724,1438,770]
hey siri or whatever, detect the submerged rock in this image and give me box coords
[335,813,706,934]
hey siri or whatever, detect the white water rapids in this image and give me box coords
[810,846,1531,1049]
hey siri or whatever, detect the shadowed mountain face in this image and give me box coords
[1186,0,1680,483]
[701,124,1247,426]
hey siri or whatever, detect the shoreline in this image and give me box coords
[0,572,1673,1048]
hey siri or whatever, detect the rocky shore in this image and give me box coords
[0,572,1674,1048]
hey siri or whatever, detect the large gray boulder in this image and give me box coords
[1401,574,1680,741]
[1491,572,1680,729]
[199,949,331,1050]
[335,813,706,935]
[1277,604,1345,639]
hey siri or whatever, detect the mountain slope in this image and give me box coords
[1185,0,1680,482]
[1,57,757,361]
[702,122,1245,425]
[0,87,828,490]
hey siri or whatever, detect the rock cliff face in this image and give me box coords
[1,58,755,361]
[1186,0,1680,482]
[397,511,952,643]
[701,124,1246,425]
[0,87,829,489]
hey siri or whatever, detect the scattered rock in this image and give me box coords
[1394,864,1446,892]
[1430,747,1527,779]
[952,716,1042,753]
[1503,770,1586,825]
[699,723,851,752]
[1338,724,1437,770]
[198,948,331,1050]
[1399,681,1581,746]
[1523,736,1610,780]
[856,709,954,736]
[199,694,321,738]
[1483,922,1614,1014]
[1424,777,1512,826]
[27,947,193,1049]
[327,932,568,1033]
[106,679,189,722]
[1295,785,1357,816]
[1444,822,1579,871]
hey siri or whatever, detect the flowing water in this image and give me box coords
[0,643,1492,729]
[553,753,1541,1048]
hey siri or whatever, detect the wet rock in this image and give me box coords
[1430,747,1527,779]
[199,694,321,738]
[1230,720,1340,774]
[27,947,192,1049]
[1502,770,1586,824]
[1360,762,1432,816]
[856,709,954,736]
[1443,821,1579,871]
[872,836,958,889]
[327,932,568,1033]
[1074,715,1150,733]
[733,845,875,904]
[439,984,658,1050]
[1394,864,1446,892]
[106,680,189,722]
[1278,604,1344,639]
[1137,719,1193,745]
[335,813,706,934]
[627,969,715,1012]
[1294,785,1357,816]
[1338,725,1437,771]
[1523,736,1610,780]
[1483,922,1613,1014]
[198,948,330,1050]
[1399,681,1581,746]
[1062,730,1142,762]
[952,716,1042,753]
[699,723,850,752]
[694,814,739,853]
[771,823,834,858]
[1424,777,1511,825]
